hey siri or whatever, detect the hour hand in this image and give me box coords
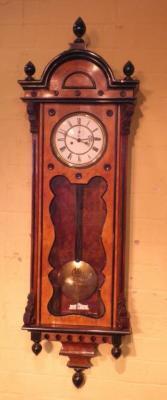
[79,135,93,145]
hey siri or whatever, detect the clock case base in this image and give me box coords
[23,324,130,388]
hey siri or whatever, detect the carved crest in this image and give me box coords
[23,292,35,325]
[27,102,39,134]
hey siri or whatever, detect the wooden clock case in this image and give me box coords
[18,18,139,387]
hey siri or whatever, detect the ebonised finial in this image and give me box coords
[72,368,85,388]
[123,61,135,80]
[24,61,36,80]
[73,17,86,42]
[111,334,122,359]
[32,342,42,355]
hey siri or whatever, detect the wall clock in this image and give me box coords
[18,18,139,387]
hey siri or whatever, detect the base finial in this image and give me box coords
[32,342,42,356]
[111,334,122,359]
[72,368,85,388]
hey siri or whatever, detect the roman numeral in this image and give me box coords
[57,138,64,141]
[60,146,66,152]
[92,146,99,152]
[78,155,82,162]
[58,129,66,135]
[92,128,98,133]
[77,117,81,125]
[68,121,73,128]
[68,153,72,160]
[94,137,101,141]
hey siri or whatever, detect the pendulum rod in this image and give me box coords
[75,184,84,262]
[56,182,98,304]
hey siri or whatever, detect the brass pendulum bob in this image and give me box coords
[57,184,98,304]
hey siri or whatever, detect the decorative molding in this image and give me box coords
[22,325,130,336]
[18,49,118,90]
[22,97,136,104]
[120,103,134,135]
[62,71,96,89]
[23,292,35,325]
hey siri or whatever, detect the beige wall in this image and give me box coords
[1,0,167,399]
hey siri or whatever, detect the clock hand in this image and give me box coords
[78,137,91,142]
[67,133,90,145]
[79,140,89,146]
[66,134,78,141]
[77,134,93,144]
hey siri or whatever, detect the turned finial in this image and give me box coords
[24,61,36,80]
[123,61,135,80]
[73,17,86,41]
[72,368,85,388]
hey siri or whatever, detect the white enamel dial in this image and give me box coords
[51,112,107,168]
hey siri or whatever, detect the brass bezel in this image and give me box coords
[50,111,107,168]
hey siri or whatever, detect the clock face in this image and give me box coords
[50,112,107,168]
